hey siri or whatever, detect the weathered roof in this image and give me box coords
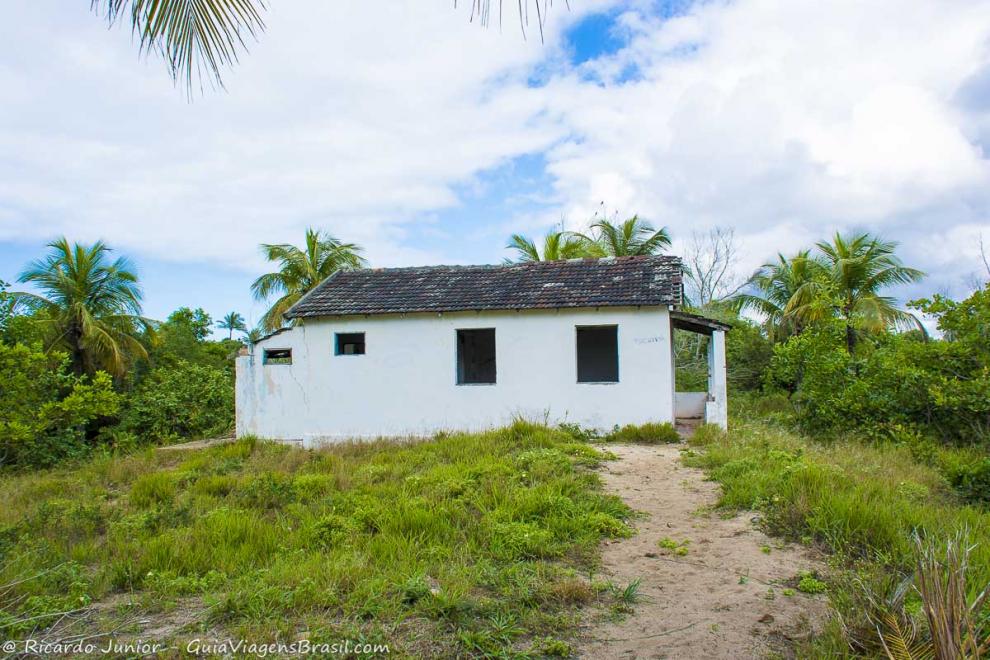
[284,256,683,319]
[670,310,732,334]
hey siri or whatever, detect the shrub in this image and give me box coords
[0,344,120,469]
[116,360,233,444]
[604,422,681,444]
[765,286,990,446]
[940,456,990,506]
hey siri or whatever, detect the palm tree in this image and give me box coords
[504,231,591,263]
[217,311,247,339]
[734,251,817,341]
[251,228,366,332]
[788,232,925,353]
[577,215,672,257]
[10,238,151,376]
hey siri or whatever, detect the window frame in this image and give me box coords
[262,348,293,365]
[334,332,366,356]
[575,324,620,384]
[455,327,497,386]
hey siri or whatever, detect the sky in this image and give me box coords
[2,0,989,336]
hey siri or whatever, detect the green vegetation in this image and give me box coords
[685,403,990,656]
[0,343,120,467]
[9,238,151,377]
[504,213,671,263]
[0,422,634,654]
[657,537,689,556]
[603,422,681,445]
[251,228,365,332]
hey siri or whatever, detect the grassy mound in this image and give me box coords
[0,422,633,656]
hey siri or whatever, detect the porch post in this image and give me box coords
[705,329,728,429]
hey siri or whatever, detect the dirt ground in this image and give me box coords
[577,443,829,659]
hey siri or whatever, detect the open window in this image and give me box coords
[576,325,618,383]
[263,348,292,365]
[456,328,496,385]
[335,332,366,355]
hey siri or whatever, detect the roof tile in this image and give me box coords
[284,256,683,318]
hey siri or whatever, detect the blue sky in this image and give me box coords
[2,0,989,336]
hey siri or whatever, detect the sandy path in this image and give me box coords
[578,444,828,659]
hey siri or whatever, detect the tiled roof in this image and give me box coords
[284,256,683,318]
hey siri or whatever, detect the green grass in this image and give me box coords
[602,422,681,445]
[0,421,633,656]
[685,407,990,656]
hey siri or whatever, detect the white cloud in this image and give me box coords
[1,0,989,301]
[537,0,990,289]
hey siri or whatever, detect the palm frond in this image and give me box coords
[94,0,267,96]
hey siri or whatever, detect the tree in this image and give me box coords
[217,311,247,339]
[788,232,925,353]
[10,238,151,377]
[683,227,745,307]
[251,228,366,332]
[504,231,591,263]
[735,251,817,341]
[577,215,672,257]
[0,280,12,341]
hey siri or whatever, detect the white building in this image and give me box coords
[235,256,729,444]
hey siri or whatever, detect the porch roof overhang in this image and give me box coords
[670,310,732,335]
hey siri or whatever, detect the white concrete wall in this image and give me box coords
[674,392,708,418]
[236,307,675,443]
[705,329,728,429]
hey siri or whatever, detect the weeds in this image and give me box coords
[0,421,628,654]
[686,410,990,655]
[604,422,681,445]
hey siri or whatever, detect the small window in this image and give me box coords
[263,348,292,365]
[576,325,618,383]
[456,328,496,385]
[335,332,366,355]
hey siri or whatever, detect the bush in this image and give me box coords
[766,311,990,444]
[0,344,120,469]
[940,456,990,506]
[604,422,681,444]
[116,360,233,444]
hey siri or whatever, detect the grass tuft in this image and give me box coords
[0,423,631,654]
[604,422,681,445]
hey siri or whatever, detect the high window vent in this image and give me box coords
[263,348,292,365]
[335,332,366,355]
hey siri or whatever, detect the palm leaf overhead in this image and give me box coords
[251,228,366,333]
[93,0,267,95]
[11,238,152,376]
[92,1,562,95]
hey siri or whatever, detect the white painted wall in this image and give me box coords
[674,392,708,418]
[705,329,728,429]
[236,307,675,443]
